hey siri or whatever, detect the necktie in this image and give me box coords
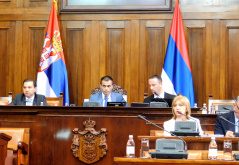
[104,97,108,107]
[26,98,32,106]
[26,98,32,102]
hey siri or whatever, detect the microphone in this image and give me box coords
[223,106,239,114]
[223,107,232,110]
[177,112,199,132]
[219,116,239,127]
[137,115,188,153]
[154,92,169,107]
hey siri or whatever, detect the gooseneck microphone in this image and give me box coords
[177,112,199,132]
[154,92,169,107]
[219,116,239,127]
[137,115,188,152]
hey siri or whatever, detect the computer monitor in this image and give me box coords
[131,103,149,107]
[107,102,126,107]
[83,101,100,107]
[151,98,173,107]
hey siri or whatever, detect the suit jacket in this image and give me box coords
[143,92,176,103]
[9,93,48,106]
[214,111,235,135]
[90,92,129,107]
[163,117,204,136]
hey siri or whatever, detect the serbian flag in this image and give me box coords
[36,0,69,106]
[161,1,195,107]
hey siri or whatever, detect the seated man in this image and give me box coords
[144,75,176,103]
[214,96,239,137]
[90,76,129,107]
[9,79,48,106]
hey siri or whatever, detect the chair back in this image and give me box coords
[0,128,29,165]
[0,92,13,105]
[208,99,234,113]
[46,92,63,106]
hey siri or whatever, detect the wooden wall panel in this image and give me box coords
[185,20,206,106]
[1,0,239,106]
[0,24,9,96]
[106,28,124,86]
[228,28,239,98]
[0,21,15,96]
[62,21,87,105]
[22,21,47,91]
[187,28,205,106]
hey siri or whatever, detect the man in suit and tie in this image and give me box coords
[214,97,239,137]
[144,75,176,103]
[90,76,129,107]
[9,79,48,106]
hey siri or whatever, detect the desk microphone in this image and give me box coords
[154,92,169,107]
[219,116,239,127]
[223,107,239,114]
[137,115,188,153]
[177,112,199,132]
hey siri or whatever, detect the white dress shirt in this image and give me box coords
[102,93,112,107]
[25,95,35,106]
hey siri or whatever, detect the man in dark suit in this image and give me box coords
[214,98,239,137]
[9,79,48,106]
[144,75,176,103]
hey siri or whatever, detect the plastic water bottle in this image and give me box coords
[208,137,217,160]
[194,103,198,108]
[202,103,207,114]
[126,135,135,158]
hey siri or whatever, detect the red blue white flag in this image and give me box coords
[161,1,195,106]
[36,0,69,106]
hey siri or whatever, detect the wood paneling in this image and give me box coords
[0,106,215,165]
[1,0,239,106]
[228,28,239,98]
[187,27,205,106]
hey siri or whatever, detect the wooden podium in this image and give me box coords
[0,133,12,165]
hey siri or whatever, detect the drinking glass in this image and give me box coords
[140,138,150,158]
[223,140,232,160]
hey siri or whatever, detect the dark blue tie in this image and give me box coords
[104,97,108,107]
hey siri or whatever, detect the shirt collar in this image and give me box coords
[26,95,35,102]
[102,92,111,100]
[154,92,165,98]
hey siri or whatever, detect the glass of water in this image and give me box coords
[223,140,232,160]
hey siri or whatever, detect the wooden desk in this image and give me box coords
[115,150,239,165]
[0,106,215,165]
[114,157,239,165]
[138,136,239,150]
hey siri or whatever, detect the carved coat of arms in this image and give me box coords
[71,119,107,164]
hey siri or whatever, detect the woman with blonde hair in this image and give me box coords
[163,95,203,136]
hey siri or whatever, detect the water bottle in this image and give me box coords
[126,135,135,158]
[208,137,217,160]
[202,103,207,114]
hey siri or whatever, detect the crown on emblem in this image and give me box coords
[83,118,96,128]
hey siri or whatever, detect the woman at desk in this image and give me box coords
[163,95,204,136]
